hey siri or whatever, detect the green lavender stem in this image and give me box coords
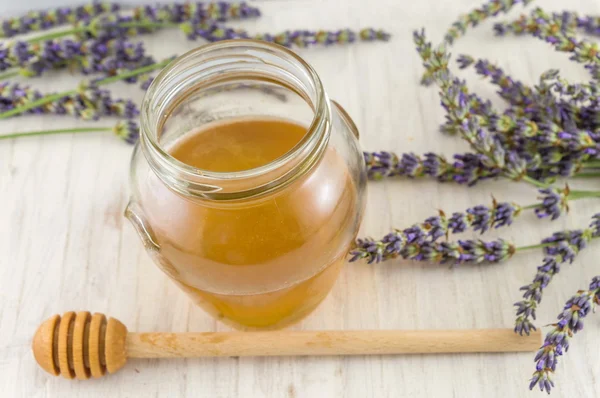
[27,27,89,43]
[581,160,600,169]
[522,176,550,189]
[0,91,78,120]
[0,57,173,120]
[0,127,112,140]
[0,70,20,80]
[573,172,600,178]
[118,21,180,30]
[515,242,556,252]
[569,190,600,199]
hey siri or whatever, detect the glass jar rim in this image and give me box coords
[139,39,331,198]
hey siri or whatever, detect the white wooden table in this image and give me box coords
[1,0,599,396]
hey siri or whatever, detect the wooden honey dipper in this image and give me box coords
[33,311,542,380]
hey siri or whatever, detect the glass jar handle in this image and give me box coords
[124,202,160,253]
[124,202,184,280]
[331,100,360,139]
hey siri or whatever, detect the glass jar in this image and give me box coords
[126,40,366,330]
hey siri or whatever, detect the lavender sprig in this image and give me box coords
[528,276,600,393]
[495,8,600,80]
[455,59,600,175]
[417,0,534,85]
[113,119,139,144]
[456,55,533,108]
[443,0,534,45]
[13,2,261,43]
[58,12,390,49]
[495,11,600,38]
[0,81,138,120]
[514,215,600,336]
[422,199,524,240]
[415,30,543,187]
[415,29,600,185]
[132,2,261,23]
[363,148,590,187]
[363,151,501,186]
[350,185,600,265]
[0,57,173,120]
[0,2,119,38]
[8,21,389,80]
[515,224,600,334]
[460,64,600,168]
[351,236,515,265]
[179,20,391,47]
[0,38,149,79]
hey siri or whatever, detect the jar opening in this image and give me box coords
[140,40,331,200]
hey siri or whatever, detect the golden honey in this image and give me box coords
[139,118,357,329]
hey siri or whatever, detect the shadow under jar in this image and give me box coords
[126,40,366,330]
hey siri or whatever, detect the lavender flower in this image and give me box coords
[0,57,174,120]
[113,120,139,144]
[496,8,600,79]
[140,76,154,91]
[496,11,600,38]
[351,206,522,265]
[363,151,502,185]
[0,38,150,79]
[453,59,600,176]
[0,81,138,120]
[0,2,119,38]
[131,2,260,24]
[447,200,521,234]
[550,78,600,105]
[180,21,391,47]
[514,215,600,336]
[575,14,600,37]
[352,183,600,267]
[2,2,261,40]
[535,186,569,220]
[350,185,588,266]
[457,56,533,108]
[529,276,600,393]
[443,0,534,44]
[57,81,139,120]
[414,29,600,185]
[351,236,515,265]
[0,82,44,114]
[416,0,534,86]
[414,30,538,184]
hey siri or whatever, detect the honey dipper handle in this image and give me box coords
[126,329,541,358]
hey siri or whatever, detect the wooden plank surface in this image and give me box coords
[1,0,599,396]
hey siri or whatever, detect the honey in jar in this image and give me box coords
[126,40,366,329]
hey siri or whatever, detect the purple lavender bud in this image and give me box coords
[448,212,468,234]
[399,153,422,177]
[535,187,568,220]
[140,76,154,91]
[423,214,447,241]
[456,54,474,69]
[113,120,139,144]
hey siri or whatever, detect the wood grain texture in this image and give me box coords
[124,329,542,358]
[1,0,599,397]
